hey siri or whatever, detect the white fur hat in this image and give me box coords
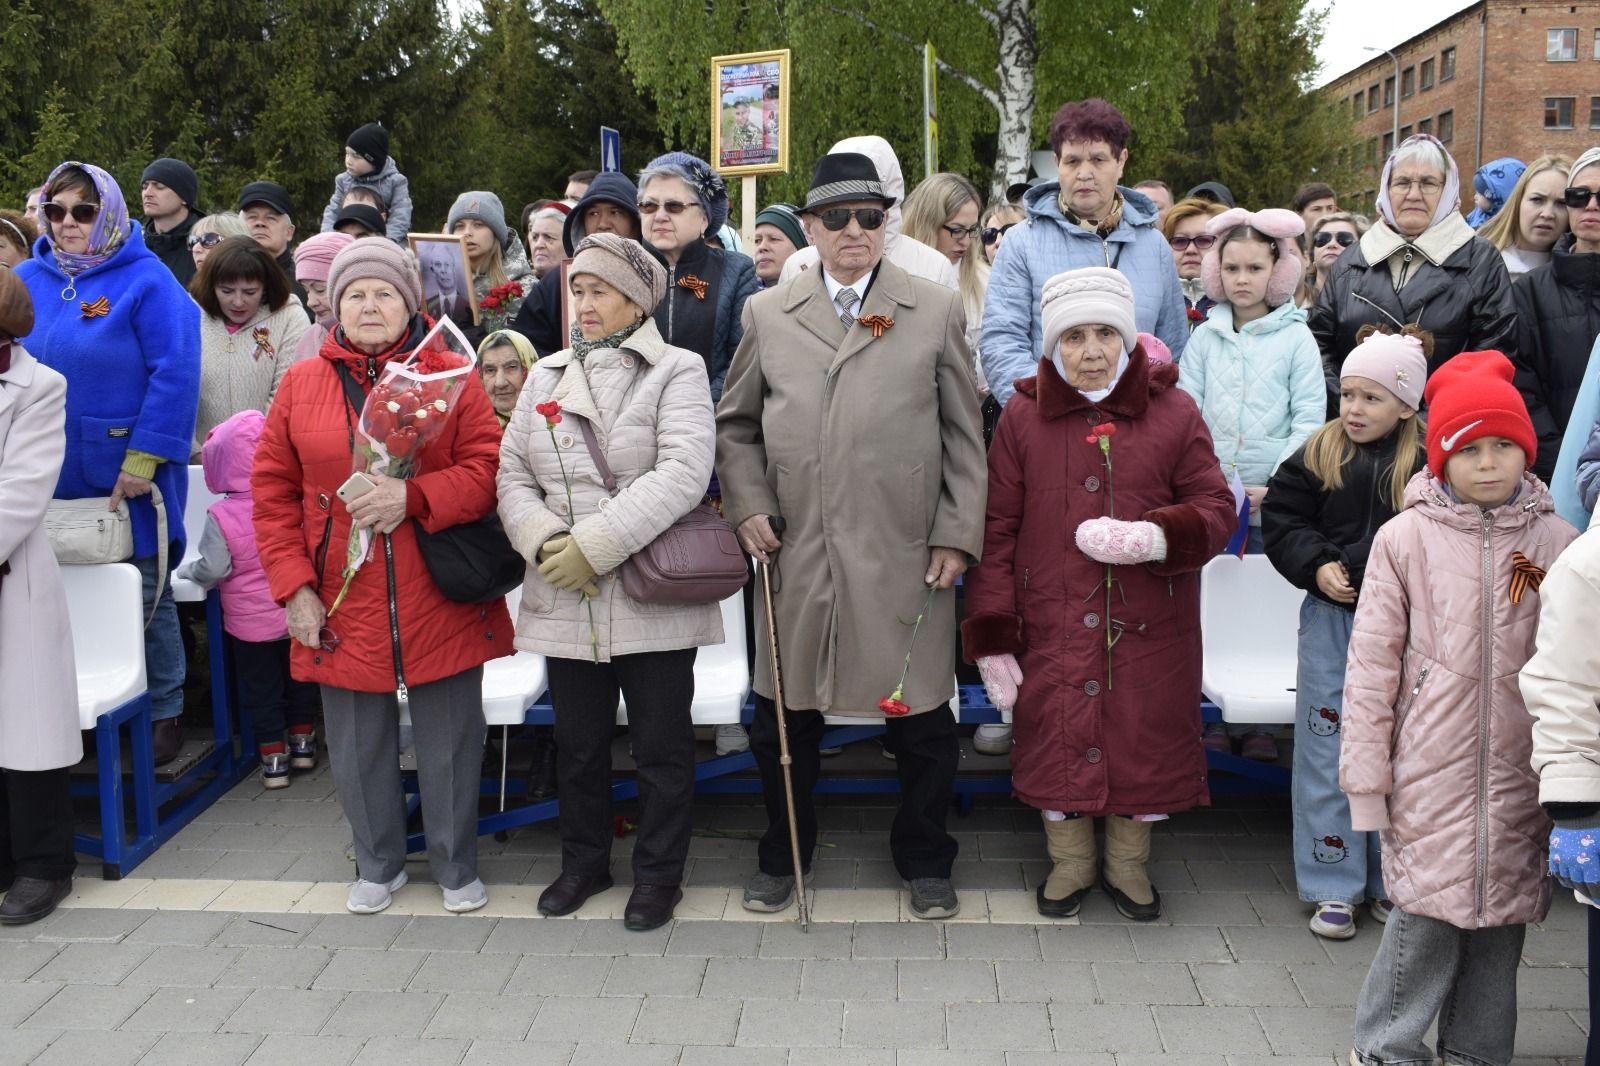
[1040,267,1136,358]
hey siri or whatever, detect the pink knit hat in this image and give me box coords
[292,231,355,285]
[1200,207,1305,309]
[1339,330,1427,411]
[327,238,424,316]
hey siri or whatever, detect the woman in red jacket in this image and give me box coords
[962,267,1235,921]
[253,239,512,916]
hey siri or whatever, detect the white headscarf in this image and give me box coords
[1376,134,1461,232]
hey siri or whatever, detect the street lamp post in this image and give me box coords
[1364,44,1401,149]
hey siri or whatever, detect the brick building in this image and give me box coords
[1324,0,1600,209]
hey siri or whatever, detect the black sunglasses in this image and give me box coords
[638,199,698,216]
[982,222,1017,244]
[1169,234,1218,252]
[42,201,100,225]
[816,207,885,232]
[187,232,225,250]
[1564,187,1600,209]
[1314,230,1356,248]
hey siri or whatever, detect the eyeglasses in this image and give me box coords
[1169,234,1218,252]
[42,201,100,225]
[982,222,1017,245]
[815,207,885,232]
[1313,230,1356,248]
[1563,187,1600,208]
[187,232,225,250]
[638,199,699,216]
[1390,178,1444,196]
[941,223,980,241]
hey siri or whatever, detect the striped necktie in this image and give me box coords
[836,287,859,329]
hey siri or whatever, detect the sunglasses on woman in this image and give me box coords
[637,199,698,216]
[42,201,100,225]
[982,222,1017,245]
[816,207,885,232]
[187,232,225,250]
[1563,187,1600,209]
[1168,234,1217,252]
[1313,230,1356,248]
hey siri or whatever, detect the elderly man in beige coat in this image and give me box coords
[0,267,80,925]
[717,151,986,920]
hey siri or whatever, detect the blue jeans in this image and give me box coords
[134,555,185,722]
[1292,595,1383,904]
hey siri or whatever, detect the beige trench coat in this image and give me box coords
[716,259,986,715]
[0,346,81,770]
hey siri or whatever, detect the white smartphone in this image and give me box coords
[336,471,377,505]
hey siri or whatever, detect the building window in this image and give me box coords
[1438,109,1454,143]
[1369,137,1380,164]
[1382,131,1395,157]
[1590,96,1600,128]
[1546,96,1576,129]
[1421,57,1435,89]
[1353,93,1362,118]
[1594,28,1600,59]
[1549,28,1579,61]
[1419,116,1433,135]
[1384,76,1396,106]
[1368,85,1380,112]
[1441,46,1457,80]
[1402,66,1415,97]
[1400,124,1413,139]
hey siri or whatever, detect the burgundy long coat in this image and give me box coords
[962,347,1235,815]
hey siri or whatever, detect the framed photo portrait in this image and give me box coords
[407,232,479,327]
[710,49,790,176]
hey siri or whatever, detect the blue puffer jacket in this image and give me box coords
[1176,300,1327,504]
[980,182,1188,405]
[16,223,201,558]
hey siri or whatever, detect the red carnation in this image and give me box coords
[1187,306,1204,322]
[878,697,911,717]
[1092,422,1116,437]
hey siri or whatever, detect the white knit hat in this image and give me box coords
[1570,146,1600,185]
[1040,267,1136,358]
[1339,330,1427,411]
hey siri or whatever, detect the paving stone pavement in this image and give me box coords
[0,766,1588,1064]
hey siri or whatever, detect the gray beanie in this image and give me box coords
[1040,267,1137,357]
[447,191,509,248]
[569,233,667,315]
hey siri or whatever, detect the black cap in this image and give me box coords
[346,123,390,170]
[803,152,894,212]
[333,203,385,237]
[141,158,199,210]
[1186,181,1235,209]
[238,180,293,218]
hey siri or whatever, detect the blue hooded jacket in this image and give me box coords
[16,222,200,558]
[980,182,1187,406]
[1466,156,1527,229]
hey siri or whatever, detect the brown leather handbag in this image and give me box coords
[577,417,748,605]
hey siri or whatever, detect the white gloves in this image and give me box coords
[976,654,1023,722]
[1075,517,1167,565]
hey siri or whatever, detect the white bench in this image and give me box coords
[1199,554,1303,725]
[64,563,147,729]
[170,465,219,604]
[619,592,749,725]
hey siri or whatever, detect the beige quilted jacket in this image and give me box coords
[1522,525,1600,808]
[497,319,723,661]
[1341,470,1578,928]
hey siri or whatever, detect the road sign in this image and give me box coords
[601,127,621,173]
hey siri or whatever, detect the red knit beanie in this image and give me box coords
[1423,350,1535,479]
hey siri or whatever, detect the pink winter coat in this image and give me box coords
[1341,470,1578,928]
[203,409,285,643]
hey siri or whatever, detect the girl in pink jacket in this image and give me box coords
[1341,350,1578,1066]
[177,409,320,789]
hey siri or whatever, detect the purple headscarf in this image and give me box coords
[1375,134,1461,234]
[42,161,131,276]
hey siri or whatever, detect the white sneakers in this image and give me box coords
[442,878,489,914]
[345,871,489,915]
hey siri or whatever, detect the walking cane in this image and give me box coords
[759,516,809,931]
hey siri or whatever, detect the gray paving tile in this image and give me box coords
[312,948,426,991]
[1287,963,1369,1009]
[392,915,496,952]
[123,910,232,946]
[601,954,707,996]
[31,940,151,984]
[1034,923,1136,962]
[1153,1005,1272,1053]
[422,990,541,1040]
[733,998,842,1047]
[219,987,347,1035]
[0,1029,59,1066]
[120,986,251,1033]
[34,908,148,943]
[1516,1009,1590,1056]
[568,1046,681,1066]
[629,995,741,1045]
[993,960,1097,1004]
[944,923,1040,960]
[799,958,899,1001]
[28,1029,158,1066]
[0,942,59,980]
[1223,925,1332,963]
[675,1047,786,1066]
[213,913,322,948]
[1248,891,1316,927]
[137,1031,261,1065]
[1255,1006,1359,1055]
[759,921,853,959]
[527,995,643,1044]
[348,1035,471,1065]
[214,946,334,989]
[945,1002,1052,1050]
[1093,960,1201,1004]
[788,1050,893,1066]
[320,990,444,1038]
[278,853,362,883]
[898,958,997,1002]
[22,983,151,1030]
[200,850,300,880]
[571,920,672,956]
[665,919,762,958]
[1129,926,1232,963]
[460,1041,574,1066]
[241,1034,363,1066]
[480,915,586,954]
[0,979,64,1025]
[852,922,943,959]
[122,944,242,987]
[1192,961,1306,1007]
[841,1000,945,1049]
[700,957,802,999]
[900,1052,1005,1066]
[1518,964,1591,1009]
[301,914,408,950]
[503,954,613,997]
[1159,890,1262,927]
[406,950,518,994]
[1044,1003,1162,1053]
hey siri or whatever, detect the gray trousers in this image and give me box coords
[322,667,486,891]
[1353,907,1525,1066]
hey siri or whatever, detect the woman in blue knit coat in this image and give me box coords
[16,161,200,764]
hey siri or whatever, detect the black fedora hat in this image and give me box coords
[803,152,895,212]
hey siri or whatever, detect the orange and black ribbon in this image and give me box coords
[857,314,895,338]
[1510,550,1545,604]
[251,326,275,362]
[80,295,110,319]
[676,274,708,301]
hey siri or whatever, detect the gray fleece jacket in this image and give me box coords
[320,158,413,242]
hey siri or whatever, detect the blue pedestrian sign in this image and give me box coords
[601,127,621,173]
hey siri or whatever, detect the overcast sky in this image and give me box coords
[1314,0,1479,84]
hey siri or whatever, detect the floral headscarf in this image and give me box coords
[42,161,131,276]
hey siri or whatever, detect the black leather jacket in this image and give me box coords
[1512,234,1600,480]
